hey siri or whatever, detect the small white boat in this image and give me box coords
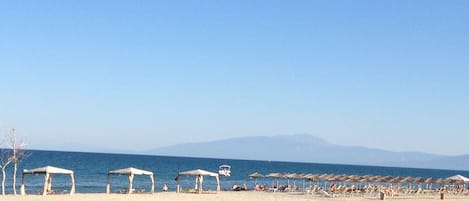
[218,165,231,176]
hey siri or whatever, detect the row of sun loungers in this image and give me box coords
[260,183,469,198]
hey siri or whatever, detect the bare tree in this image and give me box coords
[7,129,28,195]
[0,148,13,195]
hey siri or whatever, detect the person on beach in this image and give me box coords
[162,184,168,192]
[241,183,248,191]
[254,183,261,191]
[232,184,241,191]
[329,183,336,193]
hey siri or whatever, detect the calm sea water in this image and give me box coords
[3,150,468,194]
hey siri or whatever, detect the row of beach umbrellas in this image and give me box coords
[249,172,469,184]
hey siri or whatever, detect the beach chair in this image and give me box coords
[307,185,318,195]
[320,189,333,198]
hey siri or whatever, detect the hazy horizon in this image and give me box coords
[1,1,468,155]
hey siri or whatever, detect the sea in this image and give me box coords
[3,150,469,194]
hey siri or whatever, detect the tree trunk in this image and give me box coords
[1,167,6,195]
[12,133,17,195]
[13,162,17,195]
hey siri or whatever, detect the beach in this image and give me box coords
[3,191,469,201]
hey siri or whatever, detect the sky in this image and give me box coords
[1,0,468,155]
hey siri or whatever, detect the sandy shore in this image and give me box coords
[3,191,469,201]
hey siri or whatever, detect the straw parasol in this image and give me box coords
[425,177,436,183]
[334,174,348,182]
[390,176,403,183]
[266,173,283,178]
[283,173,299,191]
[424,177,437,189]
[249,172,264,184]
[302,174,314,180]
[364,175,376,183]
[318,174,331,181]
[376,176,393,183]
[296,174,308,191]
[435,178,450,184]
[266,173,283,188]
[402,176,415,183]
[345,175,361,183]
[414,177,425,183]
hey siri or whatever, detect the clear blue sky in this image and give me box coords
[1,0,468,155]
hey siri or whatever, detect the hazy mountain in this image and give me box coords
[147,134,469,170]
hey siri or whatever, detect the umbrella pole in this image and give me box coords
[199,176,203,194]
[47,174,53,194]
[106,174,111,194]
[70,173,75,195]
[42,173,49,196]
[128,174,134,194]
[302,179,305,192]
[150,174,155,194]
[20,173,26,195]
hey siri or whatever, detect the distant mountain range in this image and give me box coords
[147,134,469,171]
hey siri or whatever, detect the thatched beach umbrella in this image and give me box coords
[303,174,314,180]
[362,175,371,183]
[296,174,308,191]
[318,174,333,189]
[266,173,283,178]
[249,172,264,178]
[424,177,436,189]
[425,177,436,183]
[307,174,320,186]
[434,178,450,190]
[401,176,415,190]
[284,173,303,191]
[288,173,307,191]
[390,176,403,184]
[348,175,365,188]
[412,177,425,189]
[302,174,314,187]
[334,174,349,182]
[394,176,412,190]
[359,177,368,183]
[318,174,331,181]
[435,178,450,185]
[414,177,425,183]
[283,173,296,190]
[376,175,393,184]
[346,175,361,183]
[266,173,283,188]
[249,172,264,184]
[308,174,320,181]
[364,175,375,182]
